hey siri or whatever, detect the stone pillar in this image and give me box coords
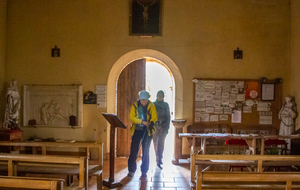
[171,119,186,165]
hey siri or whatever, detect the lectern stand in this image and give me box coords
[102,113,126,188]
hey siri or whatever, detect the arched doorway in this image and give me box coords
[116,57,175,157]
[106,49,183,159]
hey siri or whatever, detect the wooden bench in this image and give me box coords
[0,176,64,190]
[0,153,87,190]
[196,171,300,190]
[0,141,103,190]
[0,141,103,164]
[191,154,300,190]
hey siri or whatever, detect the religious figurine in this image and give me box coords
[278,95,298,149]
[137,0,158,30]
[4,79,21,130]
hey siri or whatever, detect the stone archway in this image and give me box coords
[106,49,184,156]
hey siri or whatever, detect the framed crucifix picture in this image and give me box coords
[130,0,162,36]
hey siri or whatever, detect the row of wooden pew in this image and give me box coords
[190,146,300,190]
[0,141,103,190]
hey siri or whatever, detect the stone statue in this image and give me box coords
[278,95,298,149]
[4,80,21,129]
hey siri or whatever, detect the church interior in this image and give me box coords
[1,0,300,190]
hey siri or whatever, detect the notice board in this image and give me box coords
[193,78,282,133]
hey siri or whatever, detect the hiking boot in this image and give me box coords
[127,172,134,177]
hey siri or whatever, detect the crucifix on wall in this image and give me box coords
[130,0,162,36]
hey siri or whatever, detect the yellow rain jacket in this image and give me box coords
[129,100,157,136]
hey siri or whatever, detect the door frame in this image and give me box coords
[106,49,184,156]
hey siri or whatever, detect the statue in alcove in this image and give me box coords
[4,79,21,130]
[278,95,298,149]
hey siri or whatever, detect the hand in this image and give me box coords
[142,121,150,127]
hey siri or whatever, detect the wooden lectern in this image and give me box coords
[102,113,126,188]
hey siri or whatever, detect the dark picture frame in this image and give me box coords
[51,46,60,57]
[130,0,162,36]
[234,48,243,59]
[261,83,275,101]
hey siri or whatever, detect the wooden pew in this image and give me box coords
[0,153,87,190]
[196,171,300,190]
[0,176,64,190]
[0,141,103,165]
[191,154,300,182]
[0,141,103,190]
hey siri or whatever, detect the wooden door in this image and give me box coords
[116,59,146,157]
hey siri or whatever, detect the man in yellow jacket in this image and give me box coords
[128,90,157,178]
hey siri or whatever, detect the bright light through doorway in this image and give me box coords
[145,59,175,167]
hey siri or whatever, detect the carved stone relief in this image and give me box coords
[23,84,83,128]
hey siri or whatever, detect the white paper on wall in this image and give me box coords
[222,92,230,99]
[236,94,245,102]
[210,115,219,122]
[222,85,231,92]
[259,116,272,125]
[200,114,209,122]
[204,81,215,89]
[95,85,106,94]
[243,106,252,113]
[231,88,239,94]
[205,107,214,113]
[221,99,230,106]
[97,102,106,108]
[220,115,229,121]
[195,101,206,108]
[231,110,242,123]
[214,101,221,107]
[206,100,214,107]
[214,107,224,114]
[224,107,233,115]
[214,95,222,100]
[195,92,205,101]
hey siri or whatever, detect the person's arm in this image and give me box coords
[165,102,171,129]
[149,104,157,124]
[129,104,143,124]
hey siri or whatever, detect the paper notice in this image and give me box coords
[220,115,229,121]
[95,85,106,94]
[231,88,239,94]
[259,116,272,125]
[195,92,205,101]
[205,107,214,113]
[224,107,232,115]
[214,107,224,114]
[200,114,209,122]
[210,115,219,122]
[222,92,230,99]
[231,110,242,123]
[243,106,252,113]
[236,94,245,102]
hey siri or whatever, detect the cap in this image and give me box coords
[139,90,150,100]
[157,90,164,97]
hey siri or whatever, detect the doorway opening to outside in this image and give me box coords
[145,58,175,166]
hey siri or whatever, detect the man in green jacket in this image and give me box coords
[128,90,157,178]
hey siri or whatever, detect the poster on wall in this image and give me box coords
[231,110,242,123]
[261,83,275,101]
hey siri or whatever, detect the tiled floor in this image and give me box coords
[26,129,192,190]
[100,157,191,190]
